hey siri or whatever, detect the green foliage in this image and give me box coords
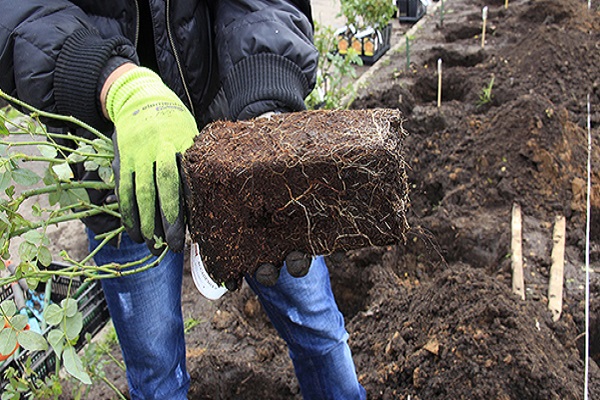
[305,22,363,110]
[339,0,396,28]
[0,91,166,398]
[477,75,495,107]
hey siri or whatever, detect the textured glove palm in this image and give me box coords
[106,67,198,253]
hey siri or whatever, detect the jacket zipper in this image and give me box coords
[166,0,195,117]
[134,0,140,47]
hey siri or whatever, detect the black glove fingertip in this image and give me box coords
[255,263,280,286]
[285,251,311,278]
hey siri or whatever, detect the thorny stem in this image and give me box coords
[0,89,110,142]
[0,246,166,286]
[10,204,119,237]
[101,376,128,400]
[1,141,112,159]
[16,181,113,203]
[80,226,125,265]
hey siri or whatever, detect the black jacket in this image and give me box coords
[0,0,318,235]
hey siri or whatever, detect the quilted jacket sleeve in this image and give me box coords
[211,0,318,120]
[0,0,137,131]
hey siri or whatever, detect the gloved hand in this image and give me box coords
[255,251,312,286]
[105,67,198,254]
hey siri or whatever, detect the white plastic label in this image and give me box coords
[190,243,227,300]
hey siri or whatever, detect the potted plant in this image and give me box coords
[336,0,397,64]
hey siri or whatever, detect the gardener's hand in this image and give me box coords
[103,65,198,254]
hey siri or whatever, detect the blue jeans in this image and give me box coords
[89,231,366,400]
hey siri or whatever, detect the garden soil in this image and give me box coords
[57,0,600,398]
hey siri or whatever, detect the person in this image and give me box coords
[0,1,367,399]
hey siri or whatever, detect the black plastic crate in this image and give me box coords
[0,261,110,386]
[397,0,427,23]
[358,23,392,65]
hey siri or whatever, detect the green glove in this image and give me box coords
[106,67,198,253]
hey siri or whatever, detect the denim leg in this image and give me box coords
[246,256,366,400]
[88,230,189,400]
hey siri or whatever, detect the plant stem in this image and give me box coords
[18,181,113,202]
[0,89,110,142]
[101,376,128,399]
[80,226,125,265]
[2,141,112,159]
[11,204,118,237]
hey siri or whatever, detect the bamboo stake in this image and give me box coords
[548,215,566,321]
[505,0,509,9]
[511,203,525,300]
[584,93,592,400]
[481,7,488,48]
[437,58,442,108]
[406,36,410,71]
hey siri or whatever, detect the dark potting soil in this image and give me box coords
[181,109,409,286]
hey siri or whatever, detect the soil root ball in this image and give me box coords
[182,108,410,286]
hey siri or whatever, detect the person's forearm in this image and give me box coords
[100,62,139,119]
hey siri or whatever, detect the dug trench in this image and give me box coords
[59,0,600,398]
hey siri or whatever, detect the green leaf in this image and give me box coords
[22,230,43,244]
[48,191,60,206]
[69,144,95,164]
[0,327,17,355]
[62,345,92,384]
[18,241,36,262]
[47,329,65,357]
[58,187,89,207]
[83,160,98,171]
[0,121,8,136]
[98,166,113,184]
[0,299,17,317]
[61,298,78,318]
[5,185,14,198]
[0,171,11,192]
[17,330,48,352]
[65,312,83,342]
[52,162,73,182]
[92,138,113,154]
[12,168,40,186]
[43,303,64,326]
[37,144,58,159]
[37,246,52,267]
[9,314,28,331]
[31,202,42,217]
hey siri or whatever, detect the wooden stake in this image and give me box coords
[481,7,488,48]
[511,203,525,300]
[548,215,566,321]
[505,0,509,9]
[406,36,410,70]
[437,58,442,108]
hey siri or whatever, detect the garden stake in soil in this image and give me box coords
[584,93,592,400]
[481,6,488,48]
[406,36,410,71]
[511,203,525,300]
[548,215,565,322]
[181,109,409,287]
[437,58,443,108]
